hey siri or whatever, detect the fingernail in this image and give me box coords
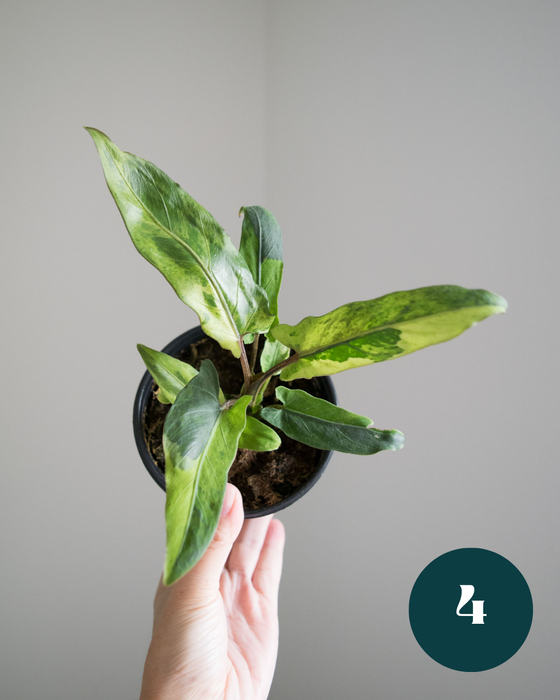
[221,485,235,517]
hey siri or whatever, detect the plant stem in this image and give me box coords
[238,338,252,393]
[249,374,271,411]
[249,353,299,397]
[249,334,260,373]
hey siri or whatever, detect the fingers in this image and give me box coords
[226,514,286,601]
[226,514,274,579]
[169,484,245,602]
[252,519,285,599]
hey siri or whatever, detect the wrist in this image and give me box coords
[139,647,187,700]
[139,670,187,700]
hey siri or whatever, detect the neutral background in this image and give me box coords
[1,1,558,698]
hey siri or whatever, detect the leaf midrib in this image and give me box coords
[254,209,263,285]
[295,303,502,358]
[109,149,239,339]
[270,405,370,431]
[174,410,222,570]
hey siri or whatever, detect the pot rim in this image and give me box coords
[132,326,337,518]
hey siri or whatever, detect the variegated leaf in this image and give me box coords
[260,337,291,374]
[272,286,507,380]
[87,128,274,357]
[137,344,225,404]
[163,360,250,585]
[239,206,283,320]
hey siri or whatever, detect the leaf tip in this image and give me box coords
[392,430,405,450]
[162,567,179,587]
[163,553,193,587]
[84,126,113,151]
[84,125,100,138]
[481,289,508,314]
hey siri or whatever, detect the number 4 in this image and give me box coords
[456,585,487,624]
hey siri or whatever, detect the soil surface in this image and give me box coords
[142,335,328,510]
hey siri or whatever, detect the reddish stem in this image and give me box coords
[238,338,252,393]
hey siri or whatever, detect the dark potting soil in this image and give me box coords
[142,335,327,510]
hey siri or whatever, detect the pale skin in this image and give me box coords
[140,484,286,700]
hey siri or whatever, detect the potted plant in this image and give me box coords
[132,325,339,520]
[87,128,507,586]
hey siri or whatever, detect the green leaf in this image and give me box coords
[87,128,274,357]
[163,360,251,585]
[239,416,281,451]
[261,387,404,455]
[249,376,271,414]
[137,344,197,404]
[260,337,291,374]
[239,206,283,318]
[137,344,225,404]
[272,286,507,380]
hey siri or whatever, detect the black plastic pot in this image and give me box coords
[133,326,337,518]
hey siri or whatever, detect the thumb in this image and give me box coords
[170,483,244,600]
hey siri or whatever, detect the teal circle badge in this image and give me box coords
[409,548,532,671]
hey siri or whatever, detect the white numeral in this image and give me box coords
[456,585,487,624]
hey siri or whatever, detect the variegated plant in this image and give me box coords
[88,128,507,585]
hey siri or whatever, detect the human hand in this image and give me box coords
[139,484,285,700]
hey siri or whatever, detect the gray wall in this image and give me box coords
[0,1,266,698]
[1,1,559,698]
[266,2,560,699]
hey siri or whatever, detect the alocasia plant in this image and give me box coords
[88,128,507,585]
